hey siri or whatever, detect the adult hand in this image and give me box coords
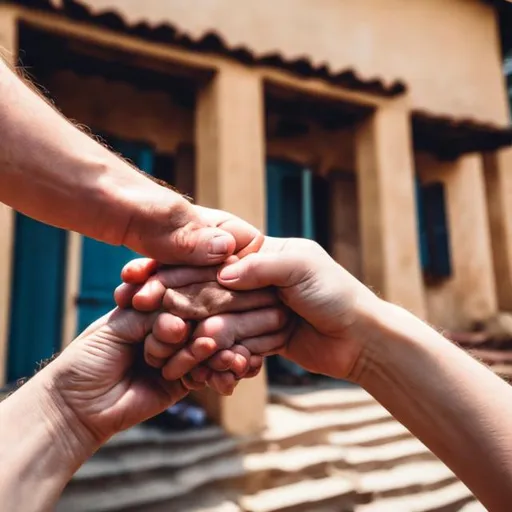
[121,185,264,265]
[115,263,291,394]
[118,237,378,381]
[215,237,381,380]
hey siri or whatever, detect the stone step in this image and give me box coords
[269,385,375,413]
[73,437,239,481]
[239,475,357,512]
[345,438,437,471]
[356,481,475,512]
[58,454,248,512]
[102,425,225,452]
[328,421,413,447]
[256,403,394,450]
[357,460,457,501]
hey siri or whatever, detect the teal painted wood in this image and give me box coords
[76,137,154,335]
[266,160,314,239]
[423,182,452,278]
[7,214,67,382]
[415,175,430,271]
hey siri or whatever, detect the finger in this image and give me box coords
[194,206,263,257]
[161,337,219,381]
[207,371,238,396]
[192,308,289,346]
[208,345,252,378]
[218,250,307,290]
[121,258,160,285]
[114,282,142,309]
[189,366,213,384]
[245,357,263,379]
[181,373,207,391]
[144,333,180,366]
[239,330,290,356]
[152,313,189,345]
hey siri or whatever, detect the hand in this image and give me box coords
[47,308,193,445]
[122,180,264,265]
[215,237,381,380]
[115,264,291,393]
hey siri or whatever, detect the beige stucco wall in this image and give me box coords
[417,152,498,330]
[67,0,509,125]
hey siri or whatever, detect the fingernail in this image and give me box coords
[219,265,239,281]
[208,235,230,255]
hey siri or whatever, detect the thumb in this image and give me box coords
[164,225,237,266]
[217,252,308,290]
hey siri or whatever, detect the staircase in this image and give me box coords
[58,383,485,512]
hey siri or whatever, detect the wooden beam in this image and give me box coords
[0,5,19,386]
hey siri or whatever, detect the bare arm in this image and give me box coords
[215,237,512,511]
[0,59,263,263]
[0,58,169,243]
[357,302,512,511]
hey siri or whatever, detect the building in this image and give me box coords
[1,0,512,436]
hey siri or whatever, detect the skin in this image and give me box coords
[0,300,285,512]
[124,237,512,510]
[0,58,263,264]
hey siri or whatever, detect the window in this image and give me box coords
[416,179,452,279]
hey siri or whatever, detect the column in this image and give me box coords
[443,154,497,326]
[483,148,512,311]
[355,99,426,317]
[195,64,266,435]
[0,6,19,385]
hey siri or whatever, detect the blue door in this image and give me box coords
[7,215,67,382]
[76,138,154,334]
[266,160,314,239]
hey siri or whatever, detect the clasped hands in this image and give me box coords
[114,255,292,398]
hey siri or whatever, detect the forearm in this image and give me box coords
[357,301,512,510]
[0,369,98,511]
[0,59,183,244]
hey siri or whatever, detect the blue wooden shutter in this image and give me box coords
[8,216,67,381]
[415,176,430,271]
[424,182,452,277]
[76,137,155,334]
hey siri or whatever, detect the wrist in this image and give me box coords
[0,366,99,510]
[350,298,448,388]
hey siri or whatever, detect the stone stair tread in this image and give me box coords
[239,475,355,512]
[270,385,375,412]
[104,424,225,450]
[74,437,239,480]
[262,403,393,443]
[358,460,455,494]
[59,455,247,512]
[356,481,474,512]
[328,421,412,447]
[346,438,435,467]
[244,444,346,473]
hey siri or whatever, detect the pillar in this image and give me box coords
[355,99,426,317]
[195,64,266,435]
[0,6,19,385]
[483,148,512,311]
